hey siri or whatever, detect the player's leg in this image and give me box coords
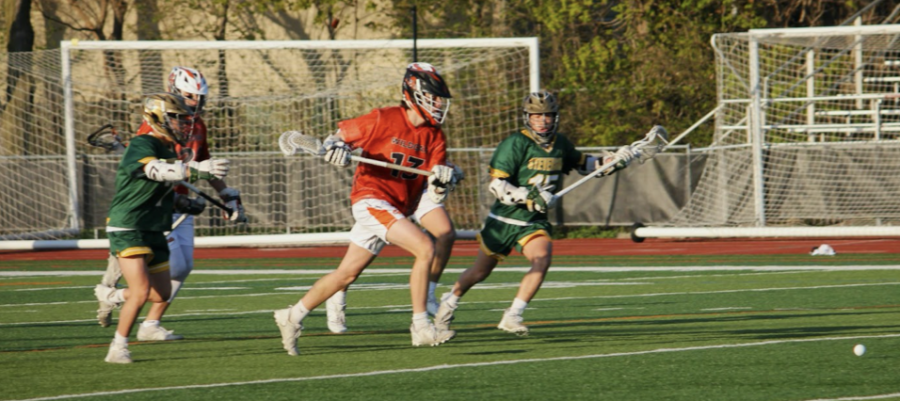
[96,254,122,327]
[275,200,390,355]
[434,218,512,332]
[416,204,456,315]
[386,217,454,346]
[498,228,553,335]
[325,285,349,334]
[139,216,191,341]
[433,248,499,331]
[274,243,376,355]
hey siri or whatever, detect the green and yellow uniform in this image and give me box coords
[479,130,587,259]
[106,134,178,273]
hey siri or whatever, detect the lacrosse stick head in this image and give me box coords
[87,124,125,152]
[278,130,325,157]
[634,125,669,164]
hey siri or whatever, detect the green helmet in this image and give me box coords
[522,90,559,145]
[142,92,194,146]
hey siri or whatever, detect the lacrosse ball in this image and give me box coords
[853,344,866,356]
[71,38,79,46]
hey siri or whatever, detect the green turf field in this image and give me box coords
[2,254,899,400]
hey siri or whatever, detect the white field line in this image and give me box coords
[8,333,900,401]
[2,281,900,326]
[2,265,900,277]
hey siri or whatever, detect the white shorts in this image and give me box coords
[350,199,407,255]
[410,190,445,224]
[166,214,195,281]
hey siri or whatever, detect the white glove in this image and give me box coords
[526,184,557,213]
[323,135,351,167]
[188,158,229,181]
[613,145,636,166]
[219,187,247,223]
[427,164,454,203]
[447,161,465,191]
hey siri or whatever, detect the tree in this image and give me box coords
[384,0,885,148]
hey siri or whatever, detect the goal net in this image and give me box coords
[658,25,900,236]
[0,39,538,243]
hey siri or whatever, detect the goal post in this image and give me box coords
[636,24,900,240]
[1,38,539,246]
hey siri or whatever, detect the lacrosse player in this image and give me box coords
[274,62,456,355]
[433,90,636,336]
[324,161,465,333]
[95,67,246,342]
[97,93,230,363]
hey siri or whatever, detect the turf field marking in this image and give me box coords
[9,333,900,401]
[2,265,900,278]
[2,280,900,325]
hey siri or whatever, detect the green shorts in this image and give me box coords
[108,230,170,274]
[477,216,552,260]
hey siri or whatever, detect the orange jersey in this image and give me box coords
[136,117,210,195]
[339,107,447,216]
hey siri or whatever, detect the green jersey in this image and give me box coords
[106,135,178,231]
[488,130,586,223]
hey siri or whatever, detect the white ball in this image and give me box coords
[853,344,866,356]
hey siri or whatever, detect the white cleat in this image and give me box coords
[325,296,347,334]
[498,309,529,336]
[100,254,122,288]
[274,307,302,356]
[137,324,184,341]
[104,341,132,364]
[410,323,455,347]
[433,293,457,331]
[94,284,119,328]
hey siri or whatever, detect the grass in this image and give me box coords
[1,253,900,400]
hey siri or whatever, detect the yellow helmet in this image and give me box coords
[142,92,194,146]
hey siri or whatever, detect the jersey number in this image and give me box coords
[390,153,425,179]
[527,174,559,191]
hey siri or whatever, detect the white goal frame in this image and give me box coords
[3,38,539,249]
[636,24,900,240]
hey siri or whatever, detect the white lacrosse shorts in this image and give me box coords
[166,213,195,281]
[350,199,407,255]
[410,189,445,224]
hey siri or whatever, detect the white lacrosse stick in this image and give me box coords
[556,125,669,198]
[165,213,190,236]
[278,130,433,176]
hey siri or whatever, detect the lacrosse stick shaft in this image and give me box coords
[350,155,432,176]
[279,130,432,176]
[555,158,622,198]
[165,213,190,236]
[178,181,235,217]
[556,126,667,198]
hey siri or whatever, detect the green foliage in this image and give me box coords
[382,0,880,149]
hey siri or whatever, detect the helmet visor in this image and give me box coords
[414,91,451,125]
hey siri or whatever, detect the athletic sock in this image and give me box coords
[330,290,347,306]
[509,298,528,316]
[142,320,160,328]
[445,293,461,308]
[412,312,430,329]
[427,281,438,301]
[289,302,310,324]
[113,331,128,347]
[111,289,125,304]
[169,280,184,302]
